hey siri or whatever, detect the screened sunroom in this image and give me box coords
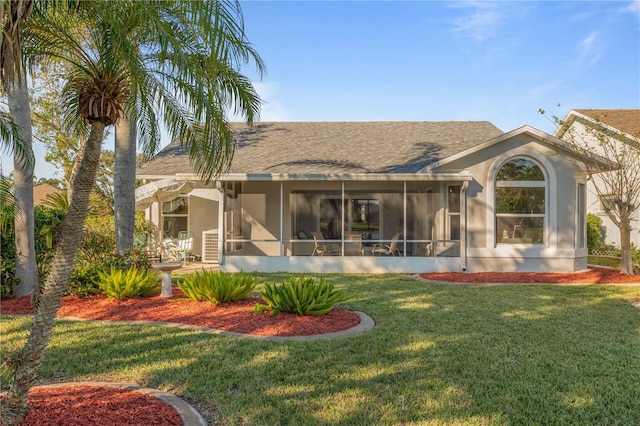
[217,175,468,273]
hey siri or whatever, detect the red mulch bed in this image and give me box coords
[420,266,640,284]
[0,289,361,337]
[0,289,362,426]
[0,385,182,426]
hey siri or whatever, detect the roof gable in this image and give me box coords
[137,121,503,178]
[563,109,640,138]
[423,125,613,173]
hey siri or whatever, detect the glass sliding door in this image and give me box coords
[344,181,403,256]
[290,183,342,256]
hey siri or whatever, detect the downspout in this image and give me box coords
[461,181,469,271]
[280,181,284,256]
[341,181,345,256]
[403,181,407,257]
[216,181,225,265]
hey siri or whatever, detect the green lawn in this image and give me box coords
[2,274,640,425]
[587,255,622,269]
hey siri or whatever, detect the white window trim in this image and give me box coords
[162,195,190,239]
[486,150,557,248]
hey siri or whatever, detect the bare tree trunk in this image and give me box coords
[619,219,634,275]
[7,74,37,297]
[114,116,136,254]
[0,122,106,426]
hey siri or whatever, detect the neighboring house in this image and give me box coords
[33,183,63,206]
[137,121,608,273]
[554,109,640,248]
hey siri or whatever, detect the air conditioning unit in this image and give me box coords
[202,230,219,264]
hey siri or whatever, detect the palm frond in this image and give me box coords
[0,110,34,167]
[0,173,16,234]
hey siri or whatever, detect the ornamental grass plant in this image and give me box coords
[178,270,256,304]
[254,275,349,316]
[97,267,160,300]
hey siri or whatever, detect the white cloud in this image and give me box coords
[624,0,640,14]
[577,32,603,67]
[448,1,505,41]
[228,81,290,122]
[252,81,290,122]
[520,80,566,103]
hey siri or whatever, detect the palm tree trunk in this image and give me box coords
[0,122,106,426]
[7,74,37,297]
[114,116,136,254]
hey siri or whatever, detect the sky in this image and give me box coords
[2,0,639,180]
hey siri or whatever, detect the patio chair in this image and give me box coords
[311,231,340,256]
[344,233,364,256]
[176,231,194,264]
[372,232,402,256]
[141,234,161,261]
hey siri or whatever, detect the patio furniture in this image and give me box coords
[372,232,402,256]
[344,233,364,256]
[311,232,340,256]
[293,230,315,256]
[176,231,194,264]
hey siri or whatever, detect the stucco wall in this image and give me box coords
[188,188,219,256]
[434,133,586,272]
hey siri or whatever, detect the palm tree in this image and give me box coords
[0,1,263,423]
[113,0,264,254]
[1,0,38,297]
[114,114,136,253]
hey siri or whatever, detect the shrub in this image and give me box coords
[179,270,256,304]
[79,215,117,263]
[68,262,104,297]
[0,205,64,297]
[0,256,19,299]
[254,275,349,316]
[587,213,604,252]
[97,267,160,300]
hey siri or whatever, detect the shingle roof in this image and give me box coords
[574,109,640,136]
[33,183,62,206]
[137,121,503,177]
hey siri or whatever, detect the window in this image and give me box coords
[495,158,545,244]
[447,185,460,240]
[162,196,188,239]
[350,199,380,238]
[599,194,617,213]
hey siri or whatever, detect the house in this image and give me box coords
[33,183,63,206]
[137,121,609,273]
[554,109,640,249]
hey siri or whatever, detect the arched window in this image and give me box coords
[495,158,545,244]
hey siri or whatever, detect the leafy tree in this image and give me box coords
[0,1,263,423]
[34,177,63,188]
[541,108,640,275]
[30,62,88,187]
[93,149,115,214]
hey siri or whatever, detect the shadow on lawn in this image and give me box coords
[13,278,640,425]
